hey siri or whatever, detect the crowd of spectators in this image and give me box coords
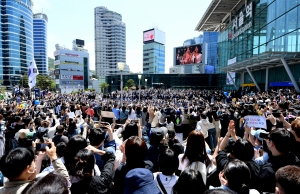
[0,88,300,194]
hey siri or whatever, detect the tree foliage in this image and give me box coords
[19,72,55,90]
[92,74,99,79]
[100,82,109,93]
[127,79,135,88]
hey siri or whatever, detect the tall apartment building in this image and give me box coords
[1,0,34,86]
[143,28,165,74]
[33,13,48,75]
[94,6,129,77]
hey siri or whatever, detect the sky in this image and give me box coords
[32,0,211,73]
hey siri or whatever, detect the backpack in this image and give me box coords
[174,115,182,126]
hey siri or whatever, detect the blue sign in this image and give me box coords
[34,88,40,98]
[269,82,294,87]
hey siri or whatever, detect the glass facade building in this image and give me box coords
[33,13,48,75]
[196,0,300,91]
[217,0,300,89]
[0,0,33,86]
[143,42,165,74]
[203,32,218,69]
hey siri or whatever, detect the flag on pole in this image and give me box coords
[28,60,39,89]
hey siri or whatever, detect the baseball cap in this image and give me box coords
[251,129,268,141]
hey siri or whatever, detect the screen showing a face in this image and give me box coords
[175,44,202,65]
[143,30,155,42]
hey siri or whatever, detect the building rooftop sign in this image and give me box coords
[230,2,253,40]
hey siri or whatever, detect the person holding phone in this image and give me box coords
[0,141,70,194]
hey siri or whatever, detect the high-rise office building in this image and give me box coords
[54,39,90,94]
[33,13,48,75]
[0,0,33,86]
[94,6,129,77]
[143,28,165,74]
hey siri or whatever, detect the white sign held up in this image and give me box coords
[244,115,267,129]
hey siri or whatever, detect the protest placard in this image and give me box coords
[244,115,267,129]
[101,111,115,118]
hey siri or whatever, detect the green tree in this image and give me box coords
[0,80,5,95]
[36,74,53,90]
[100,82,109,93]
[48,57,55,70]
[127,79,135,88]
[19,72,29,88]
[92,74,99,79]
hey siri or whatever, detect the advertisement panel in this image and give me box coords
[154,29,165,45]
[226,57,236,85]
[73,75,83,80]
[61,75,72,79]
[65,53,78,57]
[61,81,83,85]
[226,72,236,85]
[54,60,60,65]
[175,44,202,65]
[143,30,155,42]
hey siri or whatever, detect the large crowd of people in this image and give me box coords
[0,87,300,194]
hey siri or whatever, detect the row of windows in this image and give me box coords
[0,34,33,44]
[2,7,33,24]
[1,23,33,35]
[2,13,33,28]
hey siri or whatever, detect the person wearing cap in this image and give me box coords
[246,127,269,166]
[124,168,162,194]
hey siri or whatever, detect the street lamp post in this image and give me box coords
[145,79,147,89]
[138,75,141,102]
[118,62,125,106]
[78,84,80,92]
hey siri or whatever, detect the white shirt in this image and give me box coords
[128,110,135,120]
[153,173,178,194]
[196,119,215,138]
[178,154,208,184]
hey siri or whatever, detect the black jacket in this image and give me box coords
[70,152,115,194]
[216,151,276,193]
[268,152,300,172]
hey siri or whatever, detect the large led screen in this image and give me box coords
[143,30,155,42]
[175,44,202,65]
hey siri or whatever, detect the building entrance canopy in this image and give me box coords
[220,52,300,73]
[220,52,300,92]
[195,0,245,32]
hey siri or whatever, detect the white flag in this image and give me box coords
[28,77,36,89]
[28,60,39,89]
